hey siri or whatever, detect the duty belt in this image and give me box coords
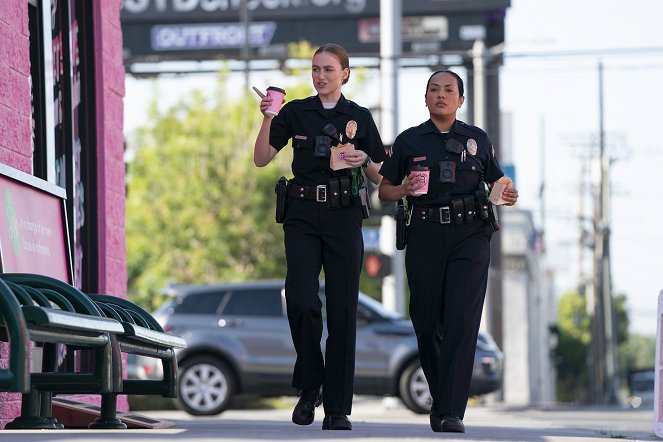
[288,184,327,202]
[411,199,481,226]
[411,206,452,224]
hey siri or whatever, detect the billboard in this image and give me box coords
[121,0,509,64]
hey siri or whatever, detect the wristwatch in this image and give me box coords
[362,157,372,168]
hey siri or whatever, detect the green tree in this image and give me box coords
[554,290,652,403]
[125,71,302,309]
[619,334,655,374]
[615,292,655,381]
[555,291,592,403]
[125,62,375,310]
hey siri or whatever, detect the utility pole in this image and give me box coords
[470,39,504,348]
[592,60,619,404]
[597,60,619,404]
[240,0,250,90]
[379,0,405,314]
[539,116,546,245]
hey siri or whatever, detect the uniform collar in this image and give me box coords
[418,119,472,137]
[302,94,353,115]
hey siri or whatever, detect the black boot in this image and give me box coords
[429,413,442,432]
[291,388,322,425]
[440,415,465,433]
[322,414,352,430]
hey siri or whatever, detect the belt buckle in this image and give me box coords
[316,185,327,202]
[439,206,451,224]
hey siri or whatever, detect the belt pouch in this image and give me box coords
[274,176,288,223]
[395,199,408,250]
[328,178,341,208]
[463,195,475,224]
[475,190,490,220]
[488,204,501,232]
[451,199,464,226]
[339,176,351,207]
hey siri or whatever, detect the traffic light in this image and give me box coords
[363,252,392,278]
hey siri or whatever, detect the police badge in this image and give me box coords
[466,138,478,156]
[345,120,357,140]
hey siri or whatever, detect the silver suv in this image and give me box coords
[136,280,503,415]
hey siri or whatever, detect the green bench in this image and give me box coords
[0,275,124,429]
[0,273,186,429]
[86,293,185,428]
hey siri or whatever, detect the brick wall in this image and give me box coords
[0,0,32,174]
[88,0,128,412]
[95,0,127,300]
[0,0,128,425]
[0,0,33,429]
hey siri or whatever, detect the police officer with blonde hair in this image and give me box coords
[253,43,386,430]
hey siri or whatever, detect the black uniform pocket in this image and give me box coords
[456,161,483,194]
[293,137,313,151]
[292,137,314,170]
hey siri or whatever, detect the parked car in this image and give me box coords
[628,368,654,408]
[131,280,503,416]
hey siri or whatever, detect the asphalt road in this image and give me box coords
[1,397,657,442]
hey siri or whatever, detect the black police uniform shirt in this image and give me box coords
[380,119,504,207]
[269,94,387,187]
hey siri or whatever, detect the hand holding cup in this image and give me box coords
[408,166,430,196]
[253,86,286,118]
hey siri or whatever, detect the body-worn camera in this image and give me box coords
[439,160,457,183]
[314,135,332,158]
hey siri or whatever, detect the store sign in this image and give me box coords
[121,0,509,63]
[122,0,370,20]
[358,16,448,43]
[0,168,71,284]
[152,22,276,50]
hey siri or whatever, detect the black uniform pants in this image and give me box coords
[283,199,364,415]
[405,219,493,420]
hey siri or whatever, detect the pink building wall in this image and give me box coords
[0,0,33,428]
[0,0,127,427]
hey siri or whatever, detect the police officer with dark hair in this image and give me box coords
[378,70,518,433]
[253,43,386,431]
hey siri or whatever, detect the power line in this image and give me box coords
[504,46,663,59]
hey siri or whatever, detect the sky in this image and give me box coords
[124,0,663,336]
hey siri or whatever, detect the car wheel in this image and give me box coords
[177,356,235,416]
[398,359,432,414]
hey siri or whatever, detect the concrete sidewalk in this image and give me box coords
[0,398,657,441]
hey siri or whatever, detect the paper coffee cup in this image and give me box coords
[265,86,286,116]
[410,168,430,196]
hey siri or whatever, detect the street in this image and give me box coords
[0,397,656,441]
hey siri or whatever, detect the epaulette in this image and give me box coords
[455,120,487,137]
[346,100,371,115]
[298,95,321,110]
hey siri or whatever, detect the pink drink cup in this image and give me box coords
[410,167,430,196]
[265,86,286,116]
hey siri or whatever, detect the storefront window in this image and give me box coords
[27,0,98,293]
[28,0,55,182]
